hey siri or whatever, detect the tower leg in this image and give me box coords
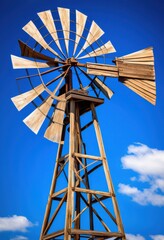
[91,103,126,240]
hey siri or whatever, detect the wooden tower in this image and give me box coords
[11,7,156,240]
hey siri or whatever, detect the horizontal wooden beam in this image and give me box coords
[73,152,102,161]
[87,62,119,78]
[69,229,124,238]
[72,187,114,197]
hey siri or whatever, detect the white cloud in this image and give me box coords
[10,236,28,240]
[126,233,145,240]
[0,215,35,232]
[150,235,164,240]
[118,143,164,206]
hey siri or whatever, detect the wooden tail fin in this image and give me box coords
[115,47,156,105]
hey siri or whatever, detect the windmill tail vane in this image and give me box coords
[10,7,156,240]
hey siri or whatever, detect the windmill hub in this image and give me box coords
[65,57,78,66]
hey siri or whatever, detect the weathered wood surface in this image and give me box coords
[42,230,64,240]
[73,10,87,55]
[73,152,102,161]
[23,96,54,134]
[18,40,56,62]
[76,21,104,58]
[44,98,66,143]
[93,77,114,99]
[87,62,119,77]
[58,7,70,55]
[11,84,45,111]
[116,47,154,65]
[73,187,114,197]
[79,40,116,59]
[11,55,54,69]
[70,229,124,238]
[38,10,63,54]
[22,20,60,57]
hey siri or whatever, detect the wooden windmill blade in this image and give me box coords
[22,20,63,60]
[44,95,66,143]
[37,10,64,56]
[75,20,105,59]
[18,40,59,63]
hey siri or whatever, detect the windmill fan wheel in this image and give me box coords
[11,7,116,143]
[11,7,156,143]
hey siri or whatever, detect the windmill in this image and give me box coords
[11,7,156,240]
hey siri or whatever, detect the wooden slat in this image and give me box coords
[73,187,113,197]
[37,10,63,54]
[11,84,45,111]
[42,230,64,240]
[116,47,154,65]
[58,7,70,55]
[22,20,61,58]
[73,152,102,161]
[117,62,155,80]
[73,10,87,55]
[93,77,114,99]
[78,40,116,59]
[18,40,56,62]
[121,79,156,105]
[87,62,119,77]
[44,97,66,143]
[76,21,104,58]
[70,229,123,238]
[121,78,156,95]
[11,55,54,69]
[23,95,54,134]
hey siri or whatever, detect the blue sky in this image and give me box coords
[0,0,164,240]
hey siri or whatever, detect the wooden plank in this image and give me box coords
[42,230,64,240]
[74,152,102,161]
[116,47,154,66]
[73,10,87,55]
[87,62,119,77]
[76,21,104,58]
[93,77,114,99]
[70,229,123,238]
[11,84,45,111]
[23,95,54,134]
[44,97,66,143]
[11,55,54,69]
[64,99,75,240]
[118,47,154,60]
[121,78,156,95]
[118,67,155,80]
[22,20,60,58]
[18,40,56,62]
[73,187,113,197]
[78,40,116,59]
[117,62,155,80]
[51,187,67,199]
[58,7,70,55]
[121,80,156,105]
[38,10,63,54]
